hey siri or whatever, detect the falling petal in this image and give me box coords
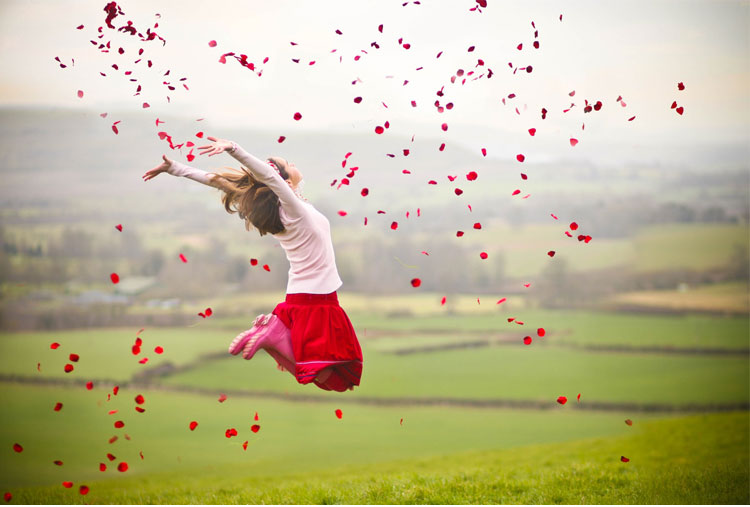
[154,346,163,354]
[621,456,630,463]
[50,342,60,349]
[12,443,22,453]
[410,278,421,288]
[54,402,63,412]
[110,273,120,284]
[480,252,488,259]
[86,381,93,390]
[114,421,124,429]
[293,112,302,121]
[676,106,684,115]
[557,396,568,405]
[496,298,507,304]
[242,441,248,450]
[516,154,525,162]
[625,419,633,426]
[547,251,556,257]
[64,364,74,373]
[677,82,685,90]
[251,424,260,433]
[218,394,227,403]
[77,90,84,98]
[189,421,198,431]
[441,296,447,305]
[523,336,532,345]
[117,462,128,472]
[135,394,145,405]
[537,328,546,337]
[62,482,73,488]
[337,210,348,217]
[179,253,187,263]
[335,409,343,419]
[569,138,578,147]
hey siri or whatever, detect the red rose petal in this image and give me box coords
[353,97,362,103]
[454,188,463,196]
[225,428,238,438]
[115,224,123,231]
[361,188,369,197]
[50,342,60,349]
[251,424,260,433]
[114,421,124,429]
[569,138,578,147]
[676,106,684,115]
[337,210,348,217]
[242,440,248,450]
[54,402,63,412]
[263,264,270,271]
[577,393,581,402]
[335,409,343,419]
[208,40,217,47]
[523,336,532,345]
[154,346,163,354]
[677,82,685,90]
[391,221,398,230]
[569,222,579,231]
[106,453,116,461]
[99,463,107,471]
[64,364,74,373]
[179,253,187,263]
[62,481,73,488]
[557,396,568,405]
[528,128,536,136]
[621,456,630,463]
[132,345,141,356]
[293,112,302,121]
[254,412,259,421]
[113,386,119,396]
[496,298,507,305]
[410,278,421,288]
[110,273,120,284]
[4,493,11,502]
[439,143,445,151]
[512,189,521,196]
[516,154,525,162]
[138,357,148,364]
[12,443,22,453]
[117,462,128,472]
[54,460,63,466]
[69,353,79,362]
[625,419,633,426]
[441,123,448,131]
[277,136,286,143]
[466,171,478,181]
[218,393,227,403]
[537,328,546,337]
[375,126,384,134]
[77,90,84,98]
[547,251,556,257]
[456,231,464,237]
[189,421,198,431]
[441,296,447,305]
[205,308,213,317]
[79,485,89,495]
[250,258,258,266]
[480,252,488,259]
[473,222,482,230]
[134,394,145,405]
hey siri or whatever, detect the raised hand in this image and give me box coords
[142,154,173,182]
[197,136,234,157]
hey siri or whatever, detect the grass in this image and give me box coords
[5,408,747,504]
[609,280,749,314]
[0,383,639,490]
[163,345,749,406]
[632,223,748,272]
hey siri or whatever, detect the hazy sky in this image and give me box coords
[0,0,748,167]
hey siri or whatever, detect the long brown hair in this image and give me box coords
[211,156,290,236]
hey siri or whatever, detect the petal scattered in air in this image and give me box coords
[277,136,286,143]
[86,381,93,390]
[375,126,384,134]
[114,421,124,429]
[189,421,198,431]
[537,328,546,337]
[441,296,447,305]
[99,463,107,471]
[12,443,23,453]
[441,123,448,131]
[577,393,581,402]
[117,462,128,472]
[134,394,145,405]
[516,154,525,162]
[335,409,343,419]
[625,419,633,426]
[466,171,478,181]
[54,402,63,412]
[557,396,568,405]
[115,224,123,231]
[50,342,60,349]
[179,253,187,263]
[512,189,521,196]
[110,273,120,284]
[293,112,302,121]
[64,364,74,373]
[62,482,73,488]
[154,346,163,354]
[569,138,578,147]
[208,40,217,47]
[353,97,362,103]
[77,90,84,98]
[473,222,482,229]
[676,106,684,115]
[391,221,398,230]
[242,441,248,450]
[337,211,348,217]
[480,252,488,259]
[263,264,271,272]
[547,251,556,257]
[621,456,630,463]
[523,336,532,345]
[410,278,421,288]
[107,453,116,462]
[677,82,685,90]
[496,298,506,304]
[218,393,227,403]
[528,128,536,136]
[251,424,260,433]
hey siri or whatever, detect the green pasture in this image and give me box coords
[4,399,747,504]
[163,345,749,406]
[609,280,749,314]
[0,383,639,490]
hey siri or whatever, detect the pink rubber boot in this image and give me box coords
[242,314,294,363]
[228,314,270,355]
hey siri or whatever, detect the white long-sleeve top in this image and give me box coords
[166,143,343,295]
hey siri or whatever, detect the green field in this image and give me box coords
[1,306,748,503]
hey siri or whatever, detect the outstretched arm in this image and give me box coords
[142,154,221,189]
[197,137,305,217]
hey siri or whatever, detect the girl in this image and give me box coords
[142,136,363,392]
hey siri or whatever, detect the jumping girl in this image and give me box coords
[142,136,363,392]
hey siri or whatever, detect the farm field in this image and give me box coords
[2,401,747,504]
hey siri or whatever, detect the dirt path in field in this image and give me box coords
[2,373,747,414]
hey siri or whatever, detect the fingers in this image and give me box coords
[207,136,217,141]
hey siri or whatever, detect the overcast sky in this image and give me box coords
[0,0,748,167]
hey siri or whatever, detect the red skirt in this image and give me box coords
[272,292,363,392]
